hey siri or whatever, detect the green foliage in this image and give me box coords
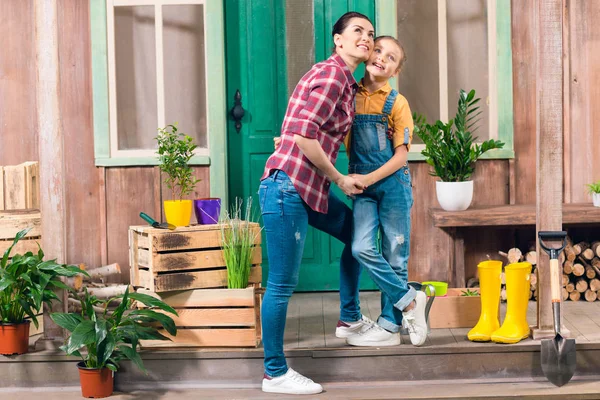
[461,289,480,297]
[156,123,201,201]
[0,228,86,327]
[51,287,178,373]
[414,89,505,182]
[586,180,600,194]
[220,197,262,289]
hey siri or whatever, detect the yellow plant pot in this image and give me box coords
[164,200,192,227]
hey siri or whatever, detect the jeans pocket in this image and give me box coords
[393,168,412,189]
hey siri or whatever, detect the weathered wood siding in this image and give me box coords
[0,1,598,285]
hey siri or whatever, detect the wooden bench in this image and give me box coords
[430,203,600,286]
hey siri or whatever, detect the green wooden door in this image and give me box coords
[225,0,377,291]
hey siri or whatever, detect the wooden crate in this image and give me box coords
[428,288,482,329]
[140,287,261,348]
[0,209,41,256]
[129,223,262,292]
[0,161,39,211]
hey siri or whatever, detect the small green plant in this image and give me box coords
[414,89,505,182]
[156,123,201,201]
[461,289,480,297]
[0,228,86,327]
[220,197,262,289]
[586,180,600,194]
[51,287,177,372]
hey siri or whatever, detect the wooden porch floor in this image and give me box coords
[285,291,600,349]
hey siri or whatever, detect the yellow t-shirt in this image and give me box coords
[345,80,414,153]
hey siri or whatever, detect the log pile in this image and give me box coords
[66,263,130,311]
[498,239,600,302]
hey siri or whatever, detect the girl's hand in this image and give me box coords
[336,175,365,197]
[273,137,281,149]
[349,173,372,188]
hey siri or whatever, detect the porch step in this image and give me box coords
[2,342,600,391]
[3,378,600,399]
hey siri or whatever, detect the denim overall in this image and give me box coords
[349,89,416,333]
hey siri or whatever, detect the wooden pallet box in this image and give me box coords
[140,287,262,348]
[0,209,42,258]
[129,223,262,292]
[428,288,482,329]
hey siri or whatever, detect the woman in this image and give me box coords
[259,12,375,395]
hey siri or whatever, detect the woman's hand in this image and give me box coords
[273,137,281,149]
[349,173,372,188]
[336,175,365,197]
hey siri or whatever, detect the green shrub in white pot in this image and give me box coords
[414,89,505,211]
[587,181,600,207]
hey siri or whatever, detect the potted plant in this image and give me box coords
[414,89,505,211]
[51,287,178,398]
[220,197,261,289]
[586,180,600,207]
[156,123,201,227]
[0,228,86,355]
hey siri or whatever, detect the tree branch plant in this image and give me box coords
[51,287,178,398]
[414,89,505,182]
[156,123,200,201]
[0,228,86,355]
[220,197,262,289]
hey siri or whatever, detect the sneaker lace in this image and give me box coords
[289,370,314,386]
[361,315,375,326]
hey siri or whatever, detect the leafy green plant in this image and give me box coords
[586,180,600,194]
[461,289,480,297]
[414,89,505,182]
[156,123,201,201]
[51,287,178,372]
[0,228,85,327]
[220,197,262,289]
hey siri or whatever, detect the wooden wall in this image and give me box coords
[0,0,598,286]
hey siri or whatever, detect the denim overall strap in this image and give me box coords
[382,89,399,116]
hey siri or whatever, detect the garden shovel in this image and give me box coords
[538,231,576,387]
[139,212,175,230]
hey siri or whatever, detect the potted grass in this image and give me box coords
[220,197,262,288]
[156,123,201,227]
[586,180,600,207]
[0,228,86,355]
[51,287,178,398]
[414,89,505,211]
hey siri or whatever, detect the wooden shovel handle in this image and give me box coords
[550,258,561,302]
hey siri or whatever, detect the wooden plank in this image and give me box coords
[533,0,564,339]
[154,266,262,291]
[141,328,258,348]
[3,164,27,210]
[283,291,300,349]
[431,203,600,227]
[156,287,255,307]
[562,0,571,203]
[161,308,256,327]
[0,166,4,211]
[297,293,324,348]
[24,162,39,209]
[0,238,40,256]
[0,210,42,239]
[151,247,262,272]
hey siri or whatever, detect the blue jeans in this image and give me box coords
[351,167,415,333]
[258,170,362,377]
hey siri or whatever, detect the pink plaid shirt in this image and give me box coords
[261,54,358,213]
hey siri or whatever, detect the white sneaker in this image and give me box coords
[335,315,374,338]
[346,323,401,347]
[402,291,428,346]
[262,368,323,395]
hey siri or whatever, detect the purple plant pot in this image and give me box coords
[194,198,221,225]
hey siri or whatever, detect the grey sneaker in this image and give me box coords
[335,315,375,338]
[262,368,323,395]
[402,291,428,346]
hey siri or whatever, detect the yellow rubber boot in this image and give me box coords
[467,260,502,342]
[491,262,532,344]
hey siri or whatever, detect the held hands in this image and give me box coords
[273,137,281,150]
[336,175,366,197]
[349,173,372,189]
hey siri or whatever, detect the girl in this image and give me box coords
[345,36,428,348]
[259,12,375,395]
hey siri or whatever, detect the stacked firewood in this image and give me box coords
[66,263,131,312]
[498,240,600,302]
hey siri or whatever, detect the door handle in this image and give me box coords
[230,89,245,133]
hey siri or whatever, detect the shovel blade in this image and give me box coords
[541,334,576,387]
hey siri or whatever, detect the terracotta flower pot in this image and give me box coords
[0,321,30,355]
[77,362,114,398]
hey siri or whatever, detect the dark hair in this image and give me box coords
[375,35,407,70]
[331,11,373,53]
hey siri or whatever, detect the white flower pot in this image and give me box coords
[436,181,474,211]
[593,193,600,207]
